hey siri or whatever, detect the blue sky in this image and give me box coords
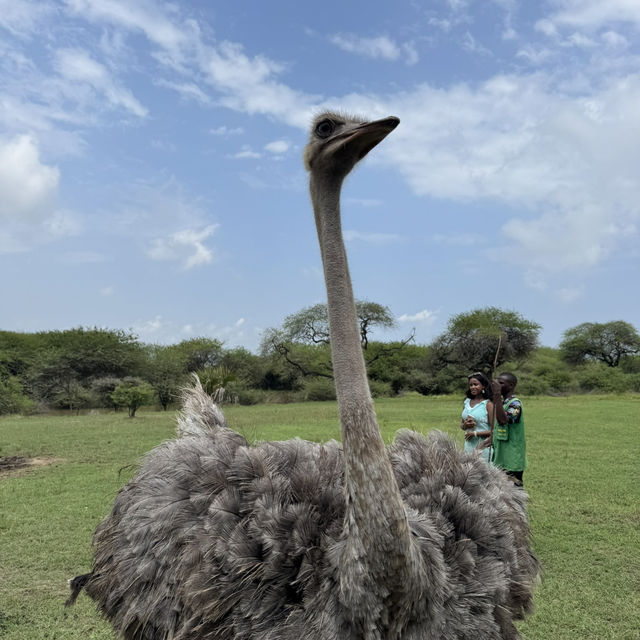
[1,0,639,352]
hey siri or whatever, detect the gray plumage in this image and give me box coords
[72,112,539,639]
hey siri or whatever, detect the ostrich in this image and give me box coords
[70,113,539,639]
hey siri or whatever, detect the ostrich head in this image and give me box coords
[304,112,399,178]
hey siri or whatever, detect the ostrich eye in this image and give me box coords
[315,119,334,138]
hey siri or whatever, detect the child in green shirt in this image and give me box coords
[491,372,527,487]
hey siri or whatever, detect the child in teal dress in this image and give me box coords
[460,372,495,463]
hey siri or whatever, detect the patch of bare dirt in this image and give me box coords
[0,456,63,477]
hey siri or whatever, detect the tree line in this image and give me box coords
[1,307,639,415]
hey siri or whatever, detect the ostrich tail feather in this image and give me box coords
[176,374,229,437]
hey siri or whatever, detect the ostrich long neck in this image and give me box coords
[310,173,415,594]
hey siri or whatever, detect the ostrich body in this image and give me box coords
[73,113,539,639]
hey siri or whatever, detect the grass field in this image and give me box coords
[1,394,639,639]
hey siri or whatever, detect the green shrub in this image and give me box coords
[368,379,393,398]
[252,390,305,404]
[576,363,631,393]
[411,369,464,395]
[620,355,640,374]
[0,376,35,415]
[403,370,434,395]
[230,387,267,406]
[518,376,551,396]
[304,378,337,402]
[52,382,96,413]
[91,377,123,410]
[626,373,640,392]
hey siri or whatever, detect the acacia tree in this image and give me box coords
[111,379,154,418]
[171,337,224,372]
[141,339,224,409]
[262,300,407,380]
[143,345,187,410]
[559,321,640,367]
[281,300,395,349]
[430,307,540,378]
[25,328,143,404]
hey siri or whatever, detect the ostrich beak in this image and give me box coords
[325,116,400,163]
[345,116,400,160]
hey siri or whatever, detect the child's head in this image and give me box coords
[498,372,517,395]
[466,372,491,399]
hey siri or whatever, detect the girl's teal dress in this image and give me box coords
[461,397,491,462]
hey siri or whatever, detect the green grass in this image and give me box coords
[1,394,639,639]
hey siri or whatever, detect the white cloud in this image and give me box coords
[132,316,247,346]
[516,45,554,64]
[264,140,289,154]
[209,125,244,136]
[447,0,469,11]
[543,0,640,31]
[330,33,418,65]
[462,32,492,55]
[601,30,628,48]
[54,48,148,117]
[565,32,597,48]
[43,210,82,237]
[47,2,316,129]
[379,73,640,274]
[0,135,83,253]
[0,0,56,36]
[535,18,559,38]
[523,270,547,291]
[398,309,438,324]
[344,230,403,245]
[148,224,218,269]
[132,315,165,339]
[100,285,115,296]
[155,79,212,105]
[345,197,382,208]
[231,147,261,159]
[555,286,585,302]
[433,233,484,246]
[65,0,194,68]
[199,41,318,128]
[0,135,59,220]
[331,34,398,60]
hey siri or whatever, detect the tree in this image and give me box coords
[25,328,144,404]
[91,377,124,411]
[170,337,224,372]
[261,328,333,380]
[141,339,224,409]
[220,348,266,389]
[143,345,187,410]
[280,300,395,350]
[111,379,154,417]
[0,376,34,415]
[430,307,540,378]
[54,380,94,414]
[559,321,640,367]
[262,300,404,381]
